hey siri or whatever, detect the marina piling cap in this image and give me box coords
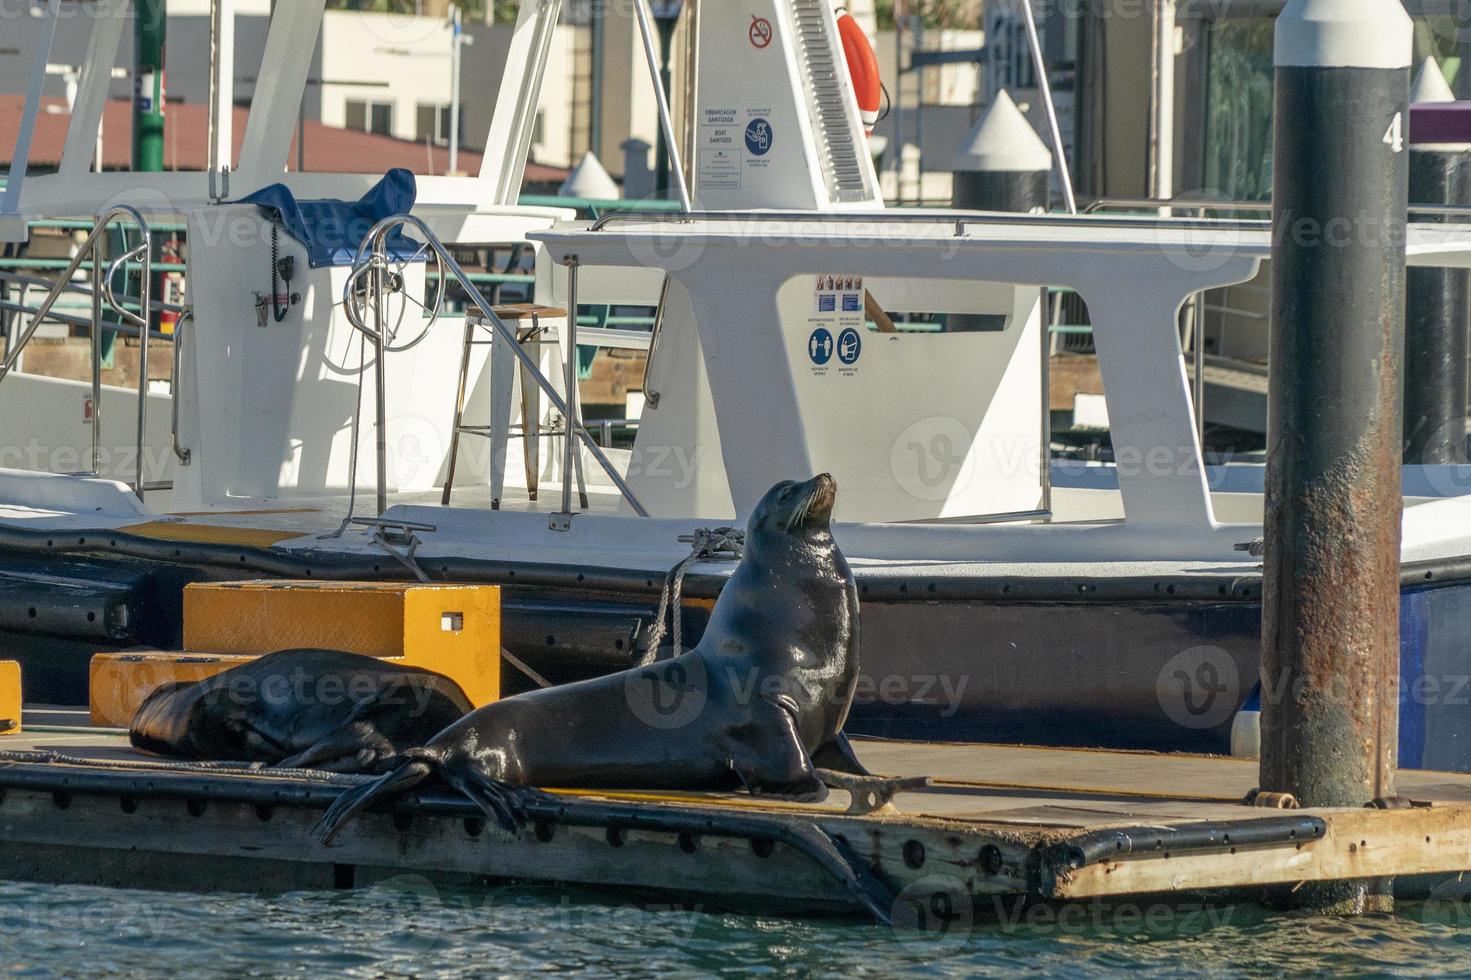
[1412,57,1456,105]
[950,90,1051,174]
[1275,0,1411,70]
[560,152,621,200]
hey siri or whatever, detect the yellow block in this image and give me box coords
[90,652,256,727]
[183,580,501,706]
[0,661,20,735]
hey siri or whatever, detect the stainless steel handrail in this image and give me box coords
[0,205,154,497]
[586,208,1272,235]
[640,274,673,409]
[0,269,188,317]
[1085,196,1471,221]
[171,308,192,466]
[342,214,649,518]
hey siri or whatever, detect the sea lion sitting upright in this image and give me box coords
[129,649,474,774]
[317,473,879,841]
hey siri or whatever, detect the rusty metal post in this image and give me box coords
[1262,0,1409,911]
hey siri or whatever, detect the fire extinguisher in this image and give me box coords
[159,237,184,336]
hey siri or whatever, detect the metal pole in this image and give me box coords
[207,0,234,181]
[134,234,151,498]
[1148,0,1176,202]
[590,0,605,158]
[1262,0,1409,913]
[1191,293,1205,440]
[3,0,61,215]
[1018,0,1075,214]
[90,234,104,475]
[561,257,580,518]
[632,0,692,211]
[373,246,388,516]
[892,1,904,202]
[681,0,699,175]
[133,0,166,172]
[653,14,677,200]
[450,4,462,175]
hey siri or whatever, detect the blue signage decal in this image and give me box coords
[817,294,836,313]
[745,118,773,156]
[841,293,860,313]
[808,328,833,365]
[838,328,862,366]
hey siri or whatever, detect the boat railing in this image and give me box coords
[585,207,1272,236]
[343,214,649,520]
[1085,196,1471,221]
[0,206,178,498]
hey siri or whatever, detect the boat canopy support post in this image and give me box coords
[1,0,62,221]
[234,0,326,190]
[1261,0,1409,912]
[206,0,235,196]
[1018,0,1075,214]
[60,0,129,182]
[480,0,566,207]
[632,0,692,210]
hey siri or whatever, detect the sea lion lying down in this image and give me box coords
[316,474,900,842]
[129,649,474,773]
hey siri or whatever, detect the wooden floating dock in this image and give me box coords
[4,709,1471,920]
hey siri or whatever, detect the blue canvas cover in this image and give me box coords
[239,168,423,268]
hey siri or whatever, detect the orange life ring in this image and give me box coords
[837,11,881,135]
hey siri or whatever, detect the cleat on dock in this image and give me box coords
[816,769,932,815]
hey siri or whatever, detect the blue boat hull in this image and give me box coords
[848,581,1471,771]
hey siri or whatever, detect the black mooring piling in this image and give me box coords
[950,90,1051,333]
[1404,58,1471,464]
[950,89,1051,214]
[1263,0,1409,911]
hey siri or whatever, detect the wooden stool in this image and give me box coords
[443,304,585,508]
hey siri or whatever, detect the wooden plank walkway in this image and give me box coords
[4,711,1471,918]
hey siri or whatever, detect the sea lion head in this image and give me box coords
[748,473,838,542]
[129,680,218,758]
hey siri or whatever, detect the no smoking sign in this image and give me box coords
[749,16,772,48]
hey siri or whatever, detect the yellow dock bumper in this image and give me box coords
[0,660,20,734]
[90,580,502,728]
[90,653,256,727]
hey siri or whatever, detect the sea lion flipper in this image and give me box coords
[440,768,540,834]
[316,757,434,845]
[731,697,828,803]
[277,724,394,772]
[810,732,873,777]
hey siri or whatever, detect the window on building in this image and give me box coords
[416,104,463,146]
[345,99,393,137]
[1201,13,1466,203]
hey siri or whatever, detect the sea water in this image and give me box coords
[2,879,1471,977]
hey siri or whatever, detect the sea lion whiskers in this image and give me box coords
[783,491,814,533]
